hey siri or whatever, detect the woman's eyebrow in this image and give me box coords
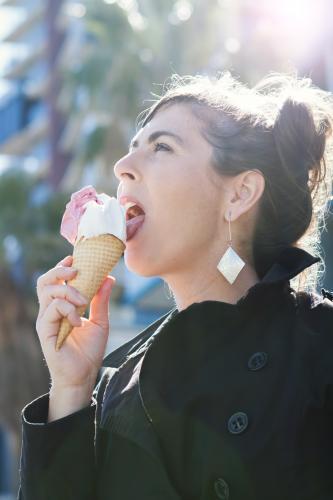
[129,130,184,149]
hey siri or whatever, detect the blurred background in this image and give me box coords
[0,0,333,495]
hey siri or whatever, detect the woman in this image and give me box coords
[19,72,333,500]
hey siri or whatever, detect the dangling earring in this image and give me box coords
[217,210,245,284]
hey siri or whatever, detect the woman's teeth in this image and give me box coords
[124,202,137,211]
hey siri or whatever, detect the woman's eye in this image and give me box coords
[153,142,171,152]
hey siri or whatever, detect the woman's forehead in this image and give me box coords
[133,104,201,145]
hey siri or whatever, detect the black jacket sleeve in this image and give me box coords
[18,393,97,500]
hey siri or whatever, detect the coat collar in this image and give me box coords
[102,246,320,368]
[260,246,321,284]
[232,245,321,310]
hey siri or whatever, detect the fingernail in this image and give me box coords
[105,278,113,289]
[66,267,77,273]
[107,281,114,293]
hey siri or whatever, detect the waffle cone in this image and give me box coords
[56,233,125,351]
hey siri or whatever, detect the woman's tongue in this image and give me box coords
[126,214,145,241]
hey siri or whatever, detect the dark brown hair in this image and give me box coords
[137,71,333,292]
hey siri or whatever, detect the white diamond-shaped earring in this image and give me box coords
[217,210,245,284]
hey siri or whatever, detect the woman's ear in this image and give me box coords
[226,169,265,221]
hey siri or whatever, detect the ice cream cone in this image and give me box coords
[56,233,125,351]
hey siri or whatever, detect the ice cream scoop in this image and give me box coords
[60,185,126,245]
[56,185,126,350]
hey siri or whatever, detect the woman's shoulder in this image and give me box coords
[294,287,333,363]
[295,287,333,328]
[294,288,333,407]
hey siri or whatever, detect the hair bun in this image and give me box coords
[273,97,330,184]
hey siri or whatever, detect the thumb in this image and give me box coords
[89,276,116,328]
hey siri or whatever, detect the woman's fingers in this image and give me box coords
[36,255,115,348]
[36,263,78,301]
[39,298,82,340]
[39,283,88,314]
[56,255,73,267]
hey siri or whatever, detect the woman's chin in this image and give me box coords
[124,248,149,276]
[124,261,154,277]
[123,222,166,277]
[123,245,161,278]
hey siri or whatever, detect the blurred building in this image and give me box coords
[0,0,71,185]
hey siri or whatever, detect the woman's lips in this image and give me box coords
[126,214,145,241]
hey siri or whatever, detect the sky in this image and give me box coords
[0,6,25,40]
[0,5,27,89]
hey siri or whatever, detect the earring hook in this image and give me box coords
[227,210,232,246]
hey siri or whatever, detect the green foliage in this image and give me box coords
[0,168,72,295]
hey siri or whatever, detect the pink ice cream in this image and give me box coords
[60,185,126,245]
[60,185,102,245]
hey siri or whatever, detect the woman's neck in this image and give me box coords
[166,264,260,312]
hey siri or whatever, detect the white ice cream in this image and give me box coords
[76,193,126,244]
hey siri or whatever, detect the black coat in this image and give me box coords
[18,247,333,500]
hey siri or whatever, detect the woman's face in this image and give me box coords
[114,103,227,278]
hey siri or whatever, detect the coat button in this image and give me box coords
[227,411,248,434]
[214,477,229,499]
[247,351,268,371]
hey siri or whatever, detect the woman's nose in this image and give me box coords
[113,153,139,181]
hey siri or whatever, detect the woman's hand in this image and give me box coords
[36,254,116,393]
